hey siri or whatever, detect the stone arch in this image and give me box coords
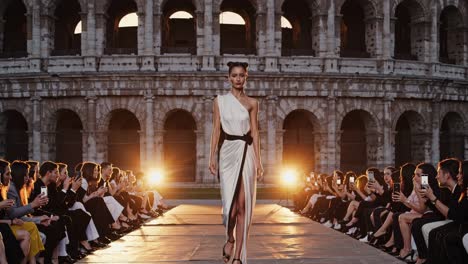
[390,0,428,19]
[393,110,427,166]
[280,0,316,56]
[276,99,327,131]
[156,100,202,131]
[159,0,203,13]
[0,109,29,161]
[338,108,380,173]
[335,0,380,17]
[438,0,468,25]
[54,109,84,168]
[163,109,197,182]
[96,0,145,14]
[97,98,146,133]
[42,102,87,132]
[0,0,28,57]
[440,111,465,160]
[213,0,260,13]
[282,109,321,174]
[161,0,198,54]
[107,108,142,171]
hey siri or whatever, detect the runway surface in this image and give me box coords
[79,204,404,263]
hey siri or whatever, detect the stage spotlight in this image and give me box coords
[148,168,164,185]
[281,168,298,186]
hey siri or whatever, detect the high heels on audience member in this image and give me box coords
[397,249,415,261]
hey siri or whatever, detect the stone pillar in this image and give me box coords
[137,12,145,55]
[95,130,107,163]
[144,0,154,55]
[154,129,164,166]
[314,131,328,173]
[202,2,215,70]
[256,11,266,56]
[79,12,88,55]
[383,97,393,166]
[431,100,441,165]
[83,4,97,71]
[203,96,214,183]
[212,10,220,56]
[266,95,278,182]
[312,13,328,57]
[429,5,439,63]
[382,0,391,59]
[94,12,106,56]
[263,0,279,72]
[195,130,204,183]
[325,2,339,72]
[153,10,162,55]
[86,96,97,161]
[41,131,55,161]
[275,129,285,184]
[144,94,155,168]
[30,6,41,57]
[40,13,54,58]
[464,136,468,160]
[31,96,41,161]
[424,133,431,163]
[195,11,204,55]
[326,95,337,172]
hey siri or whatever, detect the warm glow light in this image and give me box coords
[282,168,298,186]
[74,21,82,34]
[281,17,292,29]
[148,168,164,185]
[119,13,138,28]
[170,11,193,19]
[220,11,245,25]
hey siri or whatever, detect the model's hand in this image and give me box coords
[209,158,217,176]
[255,163,264,181]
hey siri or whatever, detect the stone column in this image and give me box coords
[263,0,279,72]
[95,130,107,163]
[86,96,97,161]
[203,96,214,183]
[275,129,285,184]
[195,11,204,55]
[153,10,162,55]
[195,130,204,183]
[202,2,215,70]
[79,12,88,55]
[312,13,328,57]
[41,131,55,161]
[83,4,97,71]
[314,131,328,173]
[31,96,41,161]
[383,96,393,166]
[137,12,145,55]
[326,95,337,172]
[30,5,41,57]
[266,95,278,182]
[141,1,155,71]
[144,94,155,168]
[325,1,339,72]
[154,129,164,166]
[212,10,220,55]
[94,12,106,56]
[464,136,468,160]
[431,100,441,165]
[382,0,391,59]
[256,11,266,56]
[429,5,439,63]
[40,13,54,58]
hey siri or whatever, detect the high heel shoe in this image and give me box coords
[222,239,235,262]
[370,232,387,246]
[232,259,243,264]
[397,249,415,261]
[379,244,394,252]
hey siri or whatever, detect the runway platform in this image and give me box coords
[79,204,403,263]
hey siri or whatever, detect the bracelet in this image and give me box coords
[431,197,438,204]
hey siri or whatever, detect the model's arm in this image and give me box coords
[250,99,263,180]
[209,97,221,176]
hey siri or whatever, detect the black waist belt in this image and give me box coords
[225,131,253,145]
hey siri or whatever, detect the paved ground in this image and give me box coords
[79,204,404,263]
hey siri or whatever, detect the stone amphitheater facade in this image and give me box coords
[0,0,467,184]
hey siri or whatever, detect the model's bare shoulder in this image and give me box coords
[246,96,258,110]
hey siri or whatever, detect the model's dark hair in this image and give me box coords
[400,163,416,196]
[26,160,39,179]
[11,161,30,188]
[39,161,58,177]
[227,61,248,74]
[0,159,10,185]
[438,158,461,181]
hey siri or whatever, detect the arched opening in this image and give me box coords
[52,0,81,56]
[105,0,138,55]
[340,110,377,173]
[439,6,464,65]
[55,110,83,168]
[1,0,27,58]
[108,110,140,171]
[282,110,315,174]
[0,110,28,161]
[340,0,371,58]
[220,0,256,55]
[394,5,411,58]
[394,111,426,167]
[440,112,465,160]
[163,110,196,182]
[162,0,196,54]
[281,0,314,56]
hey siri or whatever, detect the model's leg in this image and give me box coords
[233,177,246,260]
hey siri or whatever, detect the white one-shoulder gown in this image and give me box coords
[218,92,257,263]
